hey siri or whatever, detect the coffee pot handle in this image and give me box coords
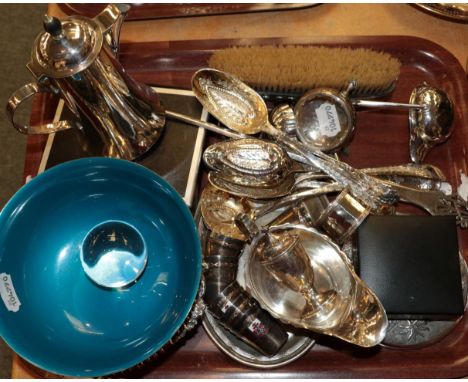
[6,82,75,135]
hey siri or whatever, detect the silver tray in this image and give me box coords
[415,3,468,21]
[382,255,468,348]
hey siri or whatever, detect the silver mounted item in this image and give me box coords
[196,188,289,357]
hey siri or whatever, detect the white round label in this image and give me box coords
[316,103,341,138]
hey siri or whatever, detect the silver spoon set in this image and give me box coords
[186,68,467,362]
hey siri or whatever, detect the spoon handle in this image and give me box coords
[165,110,247,140]
[261,122,399,210]
[361,164,446,180]
[255,184,343,219]
[353,99,424,111]
[276,133,399,211]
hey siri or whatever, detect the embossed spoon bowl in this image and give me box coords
[203,138,318,188]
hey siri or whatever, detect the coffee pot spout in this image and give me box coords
[94,3,131,57]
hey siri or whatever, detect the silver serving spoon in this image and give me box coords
[208,171,299,199]
[205,134,446,191]
[191,68,398,211]
[203,138,318,188]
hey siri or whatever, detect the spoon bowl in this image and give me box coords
[208,171,297,199]
[192,68,269,135]
[409,83,454,163]
[204,138,317,188]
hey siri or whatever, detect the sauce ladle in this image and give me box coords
[292,81,454,156]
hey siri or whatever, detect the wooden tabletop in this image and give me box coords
[50,3,468,69]
[11,3,468,378]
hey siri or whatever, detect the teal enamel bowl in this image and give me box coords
[0,158,201,376]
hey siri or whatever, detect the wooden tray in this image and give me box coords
[21,36,468,378]
[57,4,317,21]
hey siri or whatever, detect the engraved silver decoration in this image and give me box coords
[203,138,314,188]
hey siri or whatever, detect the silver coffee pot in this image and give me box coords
[6,4,166,160]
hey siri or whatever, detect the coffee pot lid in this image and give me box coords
[29,15,103,79]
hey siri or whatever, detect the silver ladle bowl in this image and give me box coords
[408,83,454,163]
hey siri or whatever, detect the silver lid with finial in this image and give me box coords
[27,14,103,79]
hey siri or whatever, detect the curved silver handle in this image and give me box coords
[353,99,425,110]
[95,3,131,56]
[6,82,74,135]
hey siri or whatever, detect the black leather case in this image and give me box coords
[357,215,464,320]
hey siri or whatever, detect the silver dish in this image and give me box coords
[414,3,468,21]
[196,201,317,367]
[241,225,388,347]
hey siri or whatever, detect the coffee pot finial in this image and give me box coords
[43,15,63,40]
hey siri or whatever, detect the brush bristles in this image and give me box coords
[208,45,401,96]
